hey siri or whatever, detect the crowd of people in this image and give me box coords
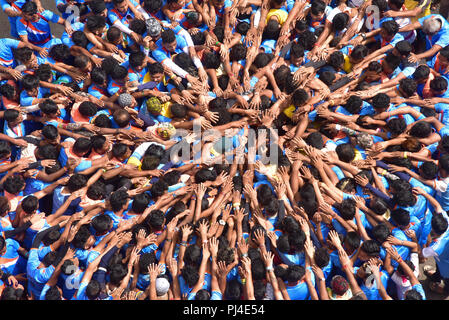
[0,0,448,301]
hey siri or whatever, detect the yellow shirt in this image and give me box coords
[283,104,296,118]
[266,9,289,26]
[404,0,431,21]
[343,54,352,74]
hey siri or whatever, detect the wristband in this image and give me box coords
[232,202,241,208]
[180,242,187,247]
[241,278,246,284]
[242,253,248,258]
[403,152,408,159]
[381,169,387,176]
[335,124,342,131]
[215,41,220,46]
[266,266,274,271]
[166,238,172,242]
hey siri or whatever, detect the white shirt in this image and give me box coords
[391,252,419,300]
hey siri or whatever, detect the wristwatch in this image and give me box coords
[218,219,226,226]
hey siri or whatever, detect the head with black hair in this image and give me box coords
[430,76,448,96]
[398,78,417,97]
[332,12,349,31]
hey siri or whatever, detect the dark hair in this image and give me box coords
[344,231,361,250]
[431,76,448,92]
[420,161,438,180]
[42,125,59,141]
[404,289,423,300]
[395,40,412,56]
[328,51,344,69]
[93,114,111,128]
[0,84,15,100]
[332,12,349,31]
[344,95,363,114]
[161,29,176,44]
[410,121,432,138]
[381,20,399,36]
[399,78,417,97]
[129,193,149,215]
[109,190,129,212]
[371,223,391,243]
[350,45,368,61]
[384,53,401,70]
[286,265,305,282]
[337,198,356,220]
[263,19,281,40]
[21,196,38,214]
[147,209,165,231]
[0,141,11,159]
[387,118,407,136]
[413,64,430,81]
[79,101,98,117]
[22,0,37,14]
[3,109,19,122]
[86,280,101,300]
[67,174,87,192]
[360,240,380,257]
[314,247,330,268]
[91,67,107,85]
[372,93,390,109]
[21,74,39,91]
[73,137,92,155]
[432,214,448,235]
[336,143,355,163]
[92,214,112,234]
[129,51,146,69]
[110,65,128,81]
[111,110,130,129]
[3,176,25,194]
[85,15,106,32]
[89,0,106,14]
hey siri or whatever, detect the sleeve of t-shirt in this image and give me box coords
[35,265,56,284]
[439,125,449,138]
[43,10,61,23]
[0,0,11,11]
[27,248,41,271]
[326,8,340,23]
[435,32,449,48]
[108,10,120,25]
[176,35,188,50]
[187,292,196,300]
[418,15,429,26]
[433,179,448,193]
[75,281,88,300]
[4,38,20,51]
[40,284,51,300]
[16,17,28,36]
[129,72,139,83]
[412,283,426,300]
[151,48,169,63]
[211,291,223,300]
[74,160,93,172]
[88,87,104,100]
